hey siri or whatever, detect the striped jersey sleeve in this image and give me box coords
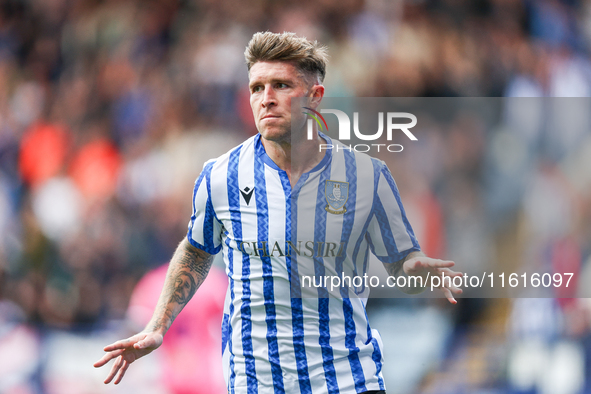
[187,159,224,255]
[366,159,420,263]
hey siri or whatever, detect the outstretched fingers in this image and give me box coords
[94,332,162,385]
[104,355,123,384]
[406,257,455,274]
[441,286,458,304]
[433,272,463,304]
[436,267,463,277]
[403,255,463,304]
[423,259,455,269]
[93,348,125,368]
[103,337,138,352]
[113,359,130,385]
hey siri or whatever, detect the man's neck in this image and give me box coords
[261,132,326,187]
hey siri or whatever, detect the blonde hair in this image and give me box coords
[245,31,328,83]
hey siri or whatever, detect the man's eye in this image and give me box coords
[277,83,287,88]
[252,86,263,93]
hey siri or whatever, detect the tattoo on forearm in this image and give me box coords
[178,245,213,280]
[385,261,402,277]
[171,272,197,304]
[148,240,214,333]
[386,251,424,278]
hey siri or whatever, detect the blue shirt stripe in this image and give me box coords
[203,165,220,253]
[278,169,314,394]
[226,147,241,389]
[188,161,217,253]
[289,172,312,394]
[336,149,367,391]
[380,165,420,250]
[254,152,285,393]
[312,160,339,393]
[227,145,258,391]
[373,197,400,256]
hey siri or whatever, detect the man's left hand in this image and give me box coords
[403,255,463,304]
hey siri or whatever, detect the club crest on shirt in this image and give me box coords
[325,180,349,214]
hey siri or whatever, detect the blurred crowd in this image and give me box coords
[0,0,591,393]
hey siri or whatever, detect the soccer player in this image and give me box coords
[94,32,462,393]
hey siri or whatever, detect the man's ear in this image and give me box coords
[308,84,325,109]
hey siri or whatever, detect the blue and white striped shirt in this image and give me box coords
[188,133,420,393]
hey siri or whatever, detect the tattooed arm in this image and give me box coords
[93,238,214,384]
[146,238,214,335]
[384,251,463,304]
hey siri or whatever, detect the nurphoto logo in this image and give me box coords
[303,107,418,153]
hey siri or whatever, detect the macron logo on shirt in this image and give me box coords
[240,186,254,205]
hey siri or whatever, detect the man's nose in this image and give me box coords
[262,87,276,107]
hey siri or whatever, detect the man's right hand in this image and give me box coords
[93,239,214,385]
[93,331,163,384]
